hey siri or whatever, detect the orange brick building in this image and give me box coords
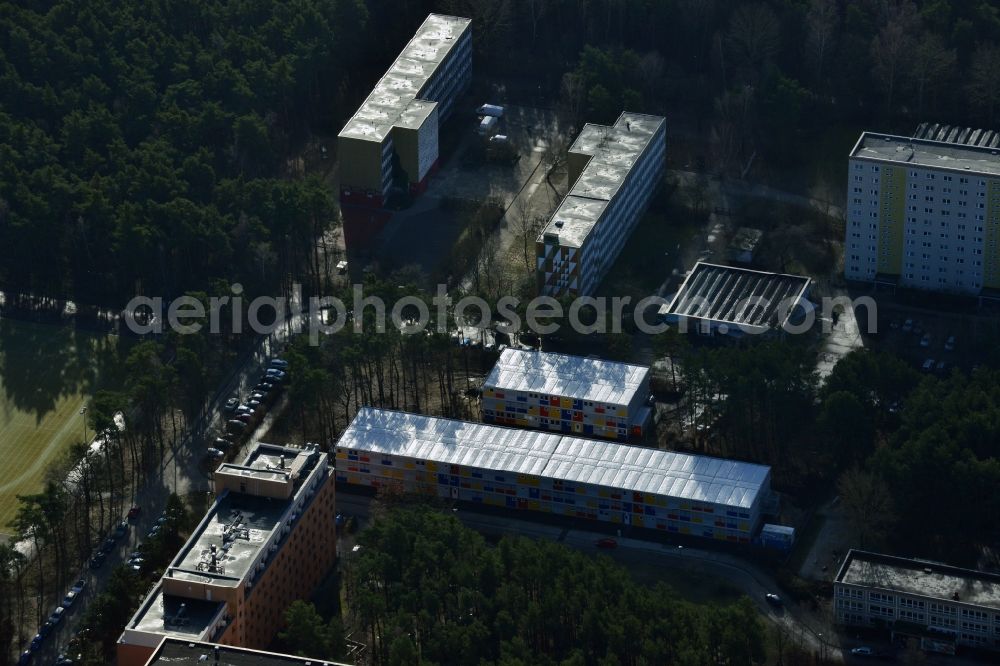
[117,444,336,666]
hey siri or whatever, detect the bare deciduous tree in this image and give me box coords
[439,0,512,57]
[510,198,543,271]
[637,51,666,105]
[725,3,780,83]
[524,0,548,46]
[559,71,585,128]
[805,0,839,86]
[910,32,955,115]
[968,42,1000,125]
[838,468,896,549]
[870,0,919,115]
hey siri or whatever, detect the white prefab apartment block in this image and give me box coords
[481,348,652,440]
[844,132,1000,295]
[536,112,666,298]
[338,14,472,208]
[834,550,1000,653]
[335,408,772,543]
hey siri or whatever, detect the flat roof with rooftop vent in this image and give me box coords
[836,550,1000,610]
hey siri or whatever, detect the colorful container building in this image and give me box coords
[335,408,773,544]
[481,348,652,441]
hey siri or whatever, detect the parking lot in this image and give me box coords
[869,300,997,376]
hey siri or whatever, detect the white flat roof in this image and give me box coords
[850,131,1000,177]
[838,550,1000,610]
[338,408,770,510]
[538,112,665,248]
[483,348,649,407]
[338,14,470,143]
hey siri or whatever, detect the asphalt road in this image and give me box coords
[19,312,308,662]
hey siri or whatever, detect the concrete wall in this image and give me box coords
[337,135,385,193]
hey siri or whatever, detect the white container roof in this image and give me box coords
[339,409,770,510]
[483,348,650,408]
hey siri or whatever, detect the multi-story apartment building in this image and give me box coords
[337,14,471,210]
[117,444,336,666]
[336,408,773,543]
[834,549,1000,654]
[536,112,666,298]
[481,348,652,440]
[844,131,1000,296]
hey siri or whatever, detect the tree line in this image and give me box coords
[338,505,766,666]
[0,494,191,664]
[658,332,1000,565]
[0,0,375,305]
[448,0,1000,183]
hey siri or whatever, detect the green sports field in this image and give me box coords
[0,318,118,533]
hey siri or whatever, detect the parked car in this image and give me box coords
[264,369,287,382]
[113,519,129,539]
[146,525,161,539]
[47,607,65,626]
[936,360,947,373]
[253,382,274,393]
[213,437,231,450]
[127,504,141,519]
[235,411,255,424]
[30,633,44,650]
[944,335,956,351]
[99,537,116,554]
[922,358,935,372]
[70,578,86,595]
[851,647,875,656]
[595,538,618,549]
[901,318,913,333]
[765,593,783,606]
[269,358,289,370]
[18,649,32,665]
[226,419,247,433]
[54,654,76,665]
[205,447,225,459]
[223,397,239,413]
[62,590,78,608]
[919,333,931,348]
[88,552,105,569]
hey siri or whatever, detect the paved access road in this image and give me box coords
[22,311,312,662]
